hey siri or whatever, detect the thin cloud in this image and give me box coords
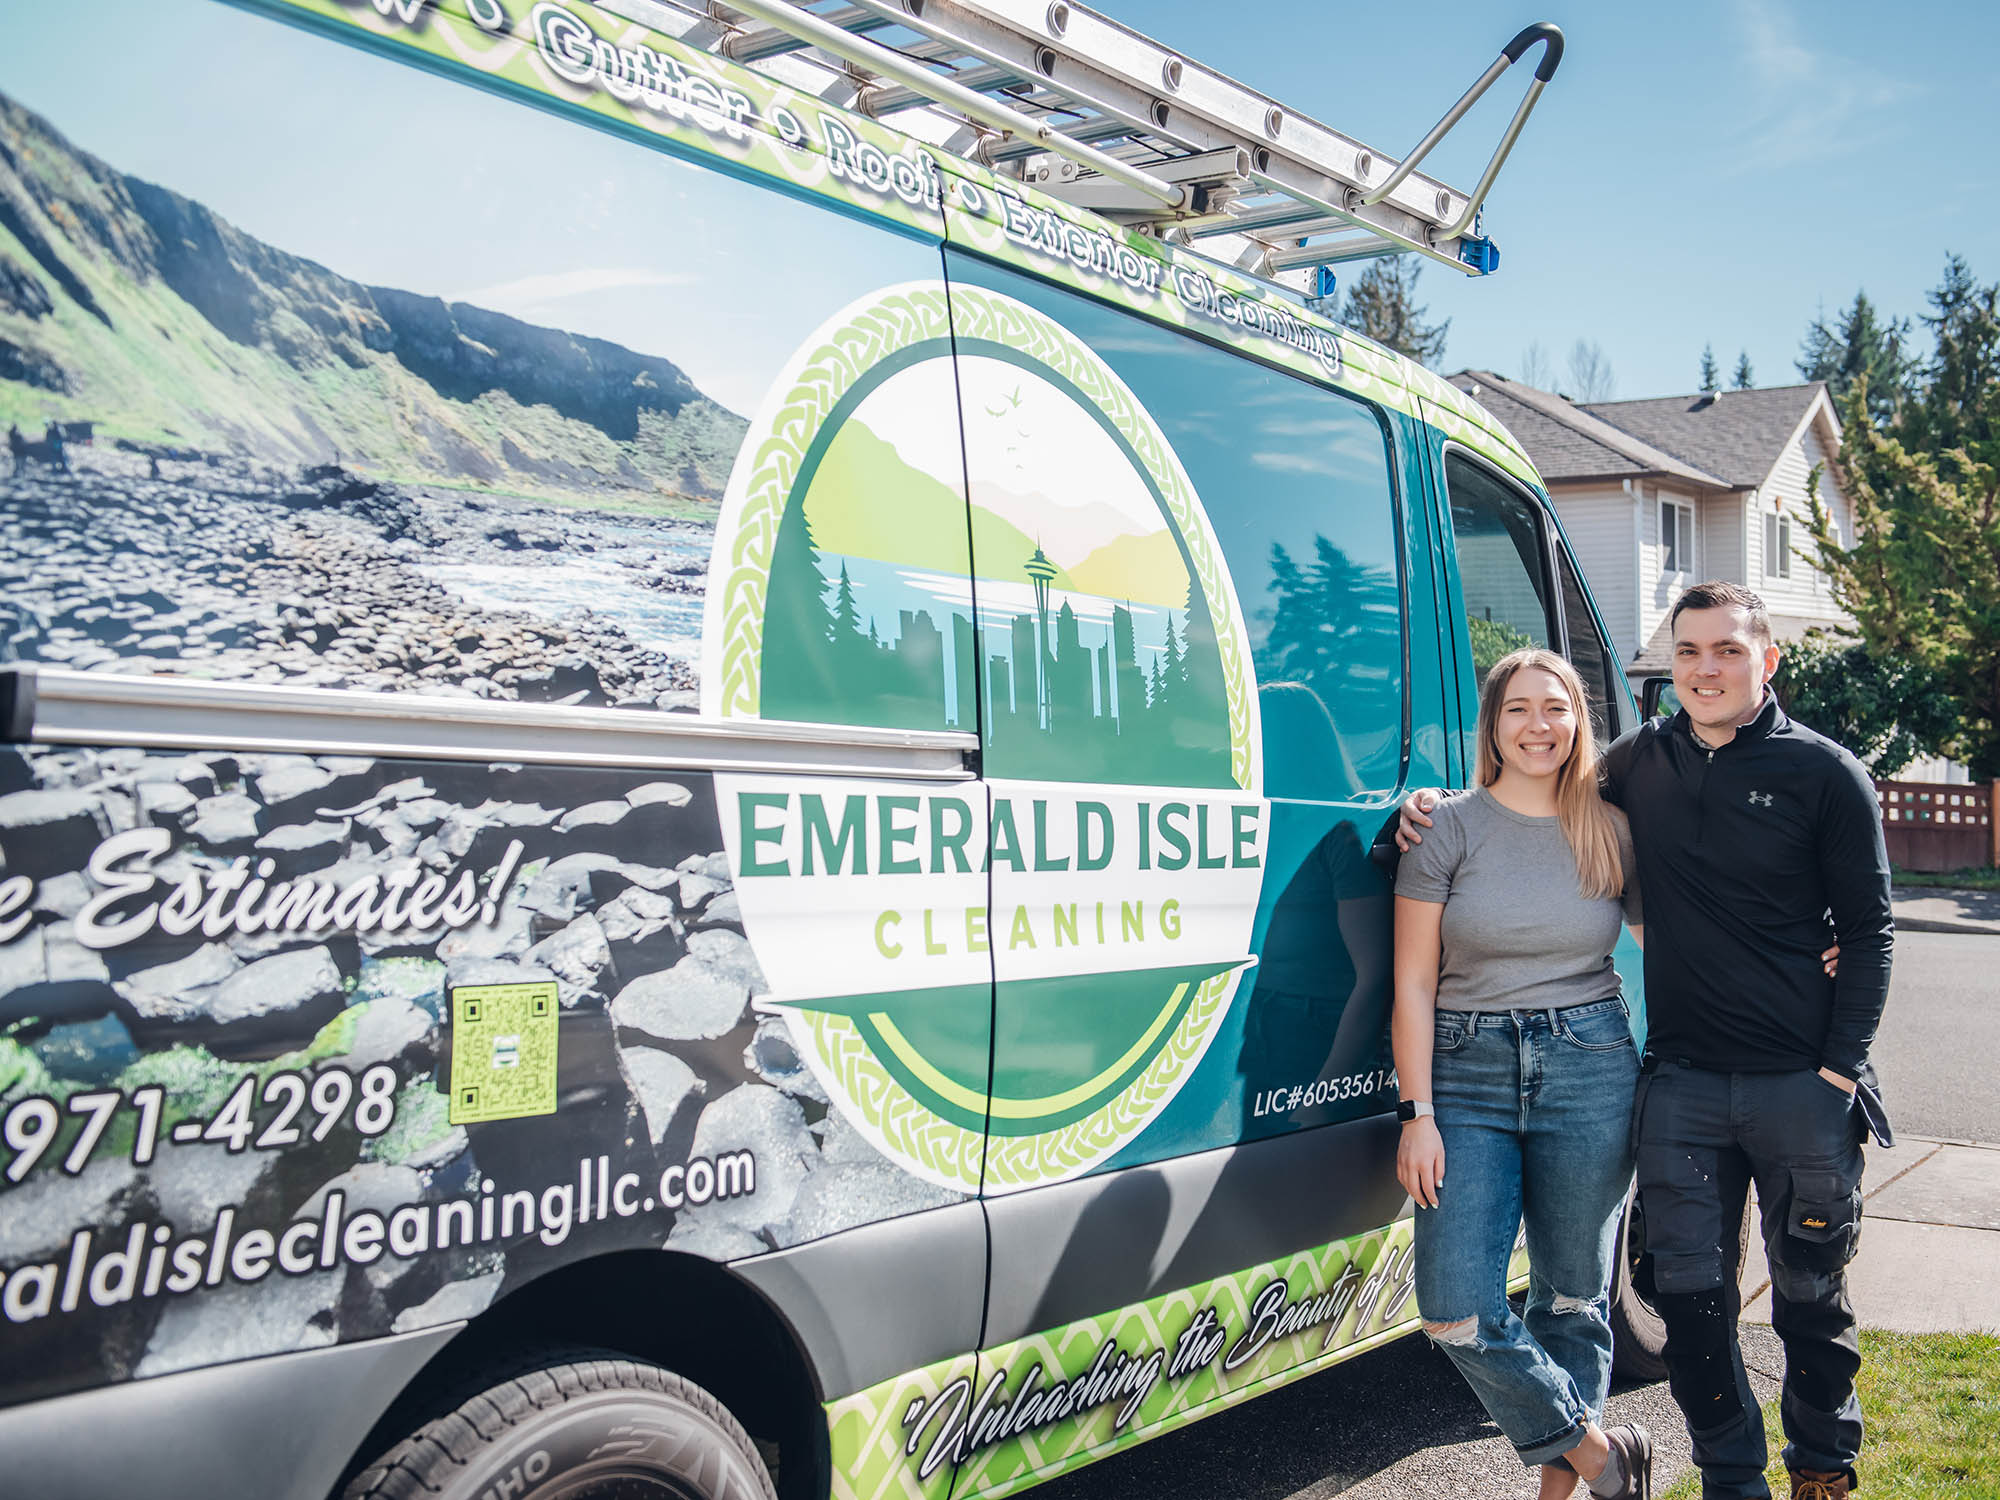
[451,267,698,306]
[1248,449,1343,476]
[1733,0,1908,171]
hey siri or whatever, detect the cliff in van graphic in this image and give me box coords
[0,89,745,707]
[0,93,743,503]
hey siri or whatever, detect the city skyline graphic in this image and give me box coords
[763,530,1233,789]
[758,357,1234,788]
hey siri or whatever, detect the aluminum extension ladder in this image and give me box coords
[593,0,1562,293]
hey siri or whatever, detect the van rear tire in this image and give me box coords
[1608,1195,1667,1381]
[342,1351,776,1500]
[1609,1187,1755,1382]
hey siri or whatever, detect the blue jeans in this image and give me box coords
[1412,997,1639,1467]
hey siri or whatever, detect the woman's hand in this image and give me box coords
[1397,1118,1446,1209]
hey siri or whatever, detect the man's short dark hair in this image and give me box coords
[1670,580,1772,646]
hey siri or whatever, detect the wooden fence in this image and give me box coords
[1874,779,2000,872]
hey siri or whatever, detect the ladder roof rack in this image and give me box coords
[596,0,1562,291]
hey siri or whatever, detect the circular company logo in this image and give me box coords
[703,282,1262,1193]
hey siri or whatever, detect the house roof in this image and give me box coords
[1580,382,1832,490]
[1449,372,1839,494]
[1447,371,1731,489]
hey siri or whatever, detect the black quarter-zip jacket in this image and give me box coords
[1601,694,1894,1078]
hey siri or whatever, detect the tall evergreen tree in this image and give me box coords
[1339,256,1450,368]
[1699,344,1720,391]
[1805,256,2000,776]
[1898,253,2000,459]
[1732,350,1755,389]
[1796,290,1912,426]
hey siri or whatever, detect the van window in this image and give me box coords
[1444,451,1554,677]
[1557,548,1623,742]
[943,252,1406,803]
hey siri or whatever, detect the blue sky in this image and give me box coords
[1113,0,1999,399]
[6,0,1993,408]
[1,0,923,417]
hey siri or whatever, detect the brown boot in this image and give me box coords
[1789,1470,1855,1499]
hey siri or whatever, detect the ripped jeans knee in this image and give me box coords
[1423,1315,1482,1348]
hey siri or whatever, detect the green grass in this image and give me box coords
[1661,1330,2000,1498]
[1893,866,2000,892]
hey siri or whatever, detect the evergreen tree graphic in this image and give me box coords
[761,493,835,721]
[761,482,1235,785]
[763,497,965,731]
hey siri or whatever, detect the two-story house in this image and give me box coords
[1448,371,1855,694]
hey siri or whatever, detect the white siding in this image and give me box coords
[1550,486,1638,662]
[1702,492,1746,581]
[1644,482,1705,654]
[1753,415,1852,629]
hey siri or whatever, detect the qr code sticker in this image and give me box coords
[448,981,560,1124]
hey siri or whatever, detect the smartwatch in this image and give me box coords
[1396,1099,1435,1123]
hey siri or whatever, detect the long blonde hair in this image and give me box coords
[1475,648,1624,900]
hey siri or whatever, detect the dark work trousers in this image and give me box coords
[1633,1060,1865,1497]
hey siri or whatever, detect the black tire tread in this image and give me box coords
[343,1348,773,1500]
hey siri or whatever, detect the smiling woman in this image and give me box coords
[1392,647,1650,1499]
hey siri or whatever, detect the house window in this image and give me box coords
[1660,498,1694,573]
[1764,511,1793,580]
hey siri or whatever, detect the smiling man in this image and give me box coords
[1397,581,1894,1500]
[1608,581,1893,1500]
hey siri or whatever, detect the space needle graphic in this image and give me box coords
[1024,541,1058,730]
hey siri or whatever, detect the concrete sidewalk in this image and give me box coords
[1892,884,2000,936]
[1741,1135,2000,1332]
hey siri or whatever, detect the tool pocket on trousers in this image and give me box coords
[1783,1163,1861,1271]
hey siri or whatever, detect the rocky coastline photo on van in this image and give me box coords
[0,450,713,708]
[0,741,962,1407]
[0,84,751,708]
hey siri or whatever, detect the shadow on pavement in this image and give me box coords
[1023,1332,1506,1500]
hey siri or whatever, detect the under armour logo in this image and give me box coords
[1748,791,1775,807]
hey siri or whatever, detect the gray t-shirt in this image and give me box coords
[1396,788,1642,1014]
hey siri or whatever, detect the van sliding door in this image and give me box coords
[922,221,1440,1489]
